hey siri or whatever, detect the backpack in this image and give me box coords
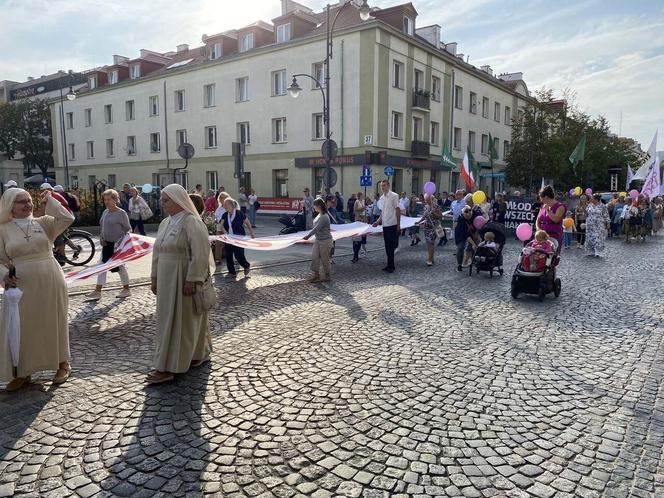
[65,192,81,212]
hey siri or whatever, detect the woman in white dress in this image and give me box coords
[148,184,213,384]
[0,188,74,391]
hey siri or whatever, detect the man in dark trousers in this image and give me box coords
[372,180,400,273]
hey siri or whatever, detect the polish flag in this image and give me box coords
[460,149,475,191]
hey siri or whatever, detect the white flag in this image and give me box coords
[641,156,661,199]
[633,130,657,180]
[626,165,634,191]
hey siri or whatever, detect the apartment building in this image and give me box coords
[50,0,531,198]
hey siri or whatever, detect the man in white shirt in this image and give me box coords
[373,180,401,272]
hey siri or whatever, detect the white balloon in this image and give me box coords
[142,183,153,194]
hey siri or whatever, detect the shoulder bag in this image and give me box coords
[139,200,154,220]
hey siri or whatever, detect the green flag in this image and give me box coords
[468,146,480,177]
[488,133,498,166]
[441,144,457,170]
[569,134,586,174]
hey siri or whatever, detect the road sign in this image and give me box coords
[360,175,372,187]
[323,168,337,188]
[321,139,338,161]
[384,166,395,176]
[362,165,371,176]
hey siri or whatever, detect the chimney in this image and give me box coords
[480,65,493,76]
[113,55,130,65]
[176,44,189,53]
[415,25,441,47]
[456,53,464,60]
[27,76,34,81]
[445,42,458,55]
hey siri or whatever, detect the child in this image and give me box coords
[563,212,576,249]
[521,230,554,272]
[478,231,498,250]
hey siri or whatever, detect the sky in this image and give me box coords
[1,0,662,149]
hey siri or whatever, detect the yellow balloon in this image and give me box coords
[619,191,626,197]
[574,187,582,196]
[472,191,486,205]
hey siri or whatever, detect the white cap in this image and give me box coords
[54,185,64,192]
[3,180,17,188]
[40,182,53,191]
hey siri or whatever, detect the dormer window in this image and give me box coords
[403,16,414,35]
[240,33,254,52]
[88,75,97,90]
[210,42,222,60]
[276,23,291,43]
[130,64,141,79]
[109,70,118,84]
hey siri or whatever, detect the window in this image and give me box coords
[272,70,286,96]
[240,32,254,52]
[86,141,94,159]
[237,122,250,145]
[454,85,463,109]
[84,108,92,127]
[176,129,187,147]
[88,76,97,90]
[125,100,135,121]
[206,171,219,192]
[504,106,511,125]
[205,126,218,148]
[403,16,414,35]
[104,104,112,124]
[108,174,116,188]
[272,118,287,143]
[175,90,185,111]
[468,131,476,153]
[127,136,136,155]
[391,112,403,139]
[482,97,489,118]
[481,134,488,155]
[109,70,118,84]
[274,169,288,197]
[432,76,441,101]
[66,112,73,129]
[236,77,249,102]
[469,92,477,114]
[430,121,440,146]
[503,140,510,157]
[493,137,500,158]
[312,62,325,88]
[210,42,222,60]
[176,172,188,190]
[494,102,501,122]
[106,138,114,157]
[312,113,324,140]
[518,109,524,123]
[203,84,215,107]
[393,61,404,89]
[68,143,75,160]
[130,64,140,79]
[150,132,161,152]
[276,23,291,43]
[412,117,423,141]
[453,127,462,149]
[149,95,159,116]
[414,69,423,91]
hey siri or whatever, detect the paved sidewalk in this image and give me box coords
[1,236,663,497]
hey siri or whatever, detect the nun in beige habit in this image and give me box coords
[148,184,213,384]
[0,188,74,391]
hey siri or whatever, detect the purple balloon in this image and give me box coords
[424,181,436,195]
[473,216,488,230]
[569,188,575,197]
[585,187,593,196]
[516,223,532,242]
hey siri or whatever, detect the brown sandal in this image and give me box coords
[5,376,31,392]
[146,371,174,385]
[53,363,71,385]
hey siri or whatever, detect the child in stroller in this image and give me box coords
[469,222,505,277]
[511,230,562,301]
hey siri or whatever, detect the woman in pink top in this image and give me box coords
[536,186,566,252]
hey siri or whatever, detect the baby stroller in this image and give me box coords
[279,211,306,235]
[511,239,561,302]
[469,222,505,277]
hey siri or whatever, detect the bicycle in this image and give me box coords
[53,228,96,267]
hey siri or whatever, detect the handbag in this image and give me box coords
[139,203,154,220]
[254,200,261,211]
[193,271,217,314]
[435,223,445,238]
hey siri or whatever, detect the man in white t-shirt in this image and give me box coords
[372,180,401,272]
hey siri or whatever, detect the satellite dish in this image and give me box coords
[142,183,153,194]
[177,143,195,160]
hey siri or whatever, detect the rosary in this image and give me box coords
[14,220,32,242]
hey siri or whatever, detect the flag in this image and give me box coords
[626,165,634,191]
[441,145,457,170]
[633,130,657,180]
[641,155,661,200]
[541,177,546,192]
[461,148,476,190]
[569,135,586,174]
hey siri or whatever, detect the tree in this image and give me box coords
[505,89,644,193]
[0,102,19,160]
[15,99,54,179]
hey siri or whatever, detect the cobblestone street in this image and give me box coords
[1,237,663,498]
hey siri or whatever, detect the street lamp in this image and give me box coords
[289,0,372,194]
[58,71,77,189]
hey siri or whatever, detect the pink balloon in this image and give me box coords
[424,181,436,195]
[516,223,532,242]
[473,216,488,230]
[585,188,593,196]
[629,189,639,199]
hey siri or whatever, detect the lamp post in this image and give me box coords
[58,71,76,189]
[288,0,371,194]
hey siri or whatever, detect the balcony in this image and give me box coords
[411,140,430,157]
[412,89,430,111]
